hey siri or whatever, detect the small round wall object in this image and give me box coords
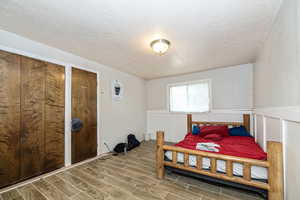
[71,118,83,132]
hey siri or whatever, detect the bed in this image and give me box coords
[156,114,283,200]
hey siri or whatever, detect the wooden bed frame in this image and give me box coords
[156,114,283,200]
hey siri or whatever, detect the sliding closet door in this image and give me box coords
[44,63,65,172]
[20,57,65,178]
[0,50,21,187]
[20,56,46,179]
[71,68,97,164]
[0,50,65,187]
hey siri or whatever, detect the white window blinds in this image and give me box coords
[169,80,211,113]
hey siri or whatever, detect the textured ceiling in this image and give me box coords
[0,0,281,79]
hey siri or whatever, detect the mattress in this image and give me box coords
[165,151,268,180]
[175,133,267,160]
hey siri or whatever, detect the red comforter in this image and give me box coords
[175,133,267,160]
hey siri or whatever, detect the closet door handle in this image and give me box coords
[20,135,25,144]
[20,131,28,144]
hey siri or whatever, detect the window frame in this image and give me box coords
[167,79,212,114]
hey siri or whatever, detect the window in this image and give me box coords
[168,80,211,113]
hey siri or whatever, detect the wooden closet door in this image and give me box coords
[20,57,65,178]
[44,63,65,172]
[20,56,46,179]
[0,51,65,186]
[0,50,21,188]
[71,68,97,164]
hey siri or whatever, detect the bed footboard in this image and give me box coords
[156,131,283,200]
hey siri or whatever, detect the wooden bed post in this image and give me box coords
[243,114,250,132]
[267,141,283,200]
[187,114,192,133]
[156,131,165,179]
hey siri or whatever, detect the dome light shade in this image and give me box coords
[150,39,171,55]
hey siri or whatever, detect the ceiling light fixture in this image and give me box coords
[150,39,171,55]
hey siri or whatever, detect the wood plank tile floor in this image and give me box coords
[1,141,264,200]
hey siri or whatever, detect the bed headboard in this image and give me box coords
[187,114,250,133]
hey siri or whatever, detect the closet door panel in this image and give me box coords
[86,72,97,156]
[72,68,97,163]
[44,105,64,172]
[44,63,65,172]
[0,51,21,187]
[20,56,46,179]
[71,68,81,163]
[45,63,65,107]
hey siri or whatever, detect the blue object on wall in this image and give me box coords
[71,118,83,132]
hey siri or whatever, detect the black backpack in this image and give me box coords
[127,134,140,151]
[113,143,126,153]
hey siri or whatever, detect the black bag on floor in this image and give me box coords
[113,143,126,153]
[127,134,140,151]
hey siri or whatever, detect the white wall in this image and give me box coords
[253,107,300,200]
[147,64,253,111]
[146,64,254,142]
[253,0,300,199]
[254,0,300,107]
[255,115,265,150]
[285,120,300,200]
[0,30,147,161]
